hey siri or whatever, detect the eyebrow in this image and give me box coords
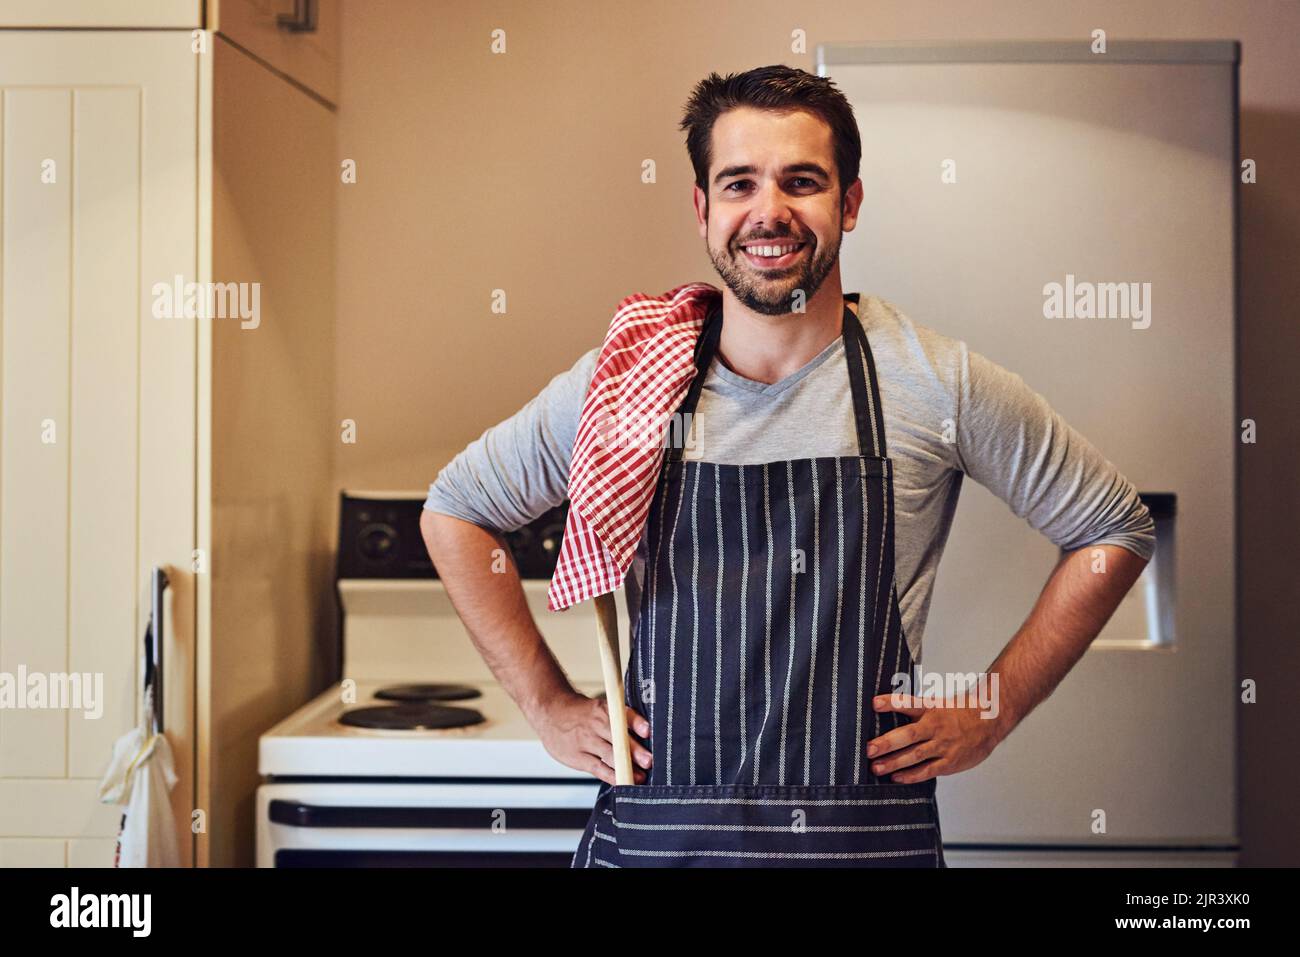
[712,162,832,186]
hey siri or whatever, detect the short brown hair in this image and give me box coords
[679,64,862,200]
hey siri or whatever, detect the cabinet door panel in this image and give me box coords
[0,31,198,867]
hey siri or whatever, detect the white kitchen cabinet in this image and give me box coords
[0,24,336,867]
[0,0,201,28]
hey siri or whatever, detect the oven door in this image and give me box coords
[256,780,601,867]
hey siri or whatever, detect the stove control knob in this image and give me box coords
[358,523,397,563]
[540,521,565,553]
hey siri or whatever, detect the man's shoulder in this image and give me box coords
[858,294,971,393]
[860,294,965,352]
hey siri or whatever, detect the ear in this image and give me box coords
[692,184,708,237]
[840,177,865,233]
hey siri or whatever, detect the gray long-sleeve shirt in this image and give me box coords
[424,293,1154,663]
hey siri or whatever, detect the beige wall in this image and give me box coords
[210,35,338,866]
[336,1,1300,864]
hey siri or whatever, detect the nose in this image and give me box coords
[746,179,795,239]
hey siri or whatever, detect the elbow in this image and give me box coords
[419,508,445,563]
[420,509,501,567]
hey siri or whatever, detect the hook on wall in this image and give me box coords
[276,0,318,34]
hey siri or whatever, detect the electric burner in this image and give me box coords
[338,702,486,730]
[373,682,483,702]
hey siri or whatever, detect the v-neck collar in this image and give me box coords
[706,293,860,397]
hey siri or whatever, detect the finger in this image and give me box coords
[587,748,647,784]
[866,723,928,758]
[889,757,945,784]
[592,703,649,745]
[625,706,651,738]
[631,740,653,769]
[624,711,654,766]
[594,728,650,772]
[588,727,649,773]
[872,741,934,776]
[585,754,615,786]
[872,692,925,717]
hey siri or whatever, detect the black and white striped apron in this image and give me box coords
[572,294,946,868]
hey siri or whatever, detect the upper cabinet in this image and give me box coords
[0,2,338,106]
[213,0,339,105]
[0,0,201,27]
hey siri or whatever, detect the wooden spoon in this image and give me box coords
[594,591,634,785]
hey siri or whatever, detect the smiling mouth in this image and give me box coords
[739,241,808,269]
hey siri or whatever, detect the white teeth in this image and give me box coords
[744,243,802,258]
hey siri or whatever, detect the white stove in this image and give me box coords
[255,492,630,868]
[258,678,606,779]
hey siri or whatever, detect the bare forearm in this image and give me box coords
[987,543,1149,738]
[419,511,575,721]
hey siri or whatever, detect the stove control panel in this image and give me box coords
[336,492,568,580]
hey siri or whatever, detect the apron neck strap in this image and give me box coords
[841,295,888,458]
[666,293,887,463]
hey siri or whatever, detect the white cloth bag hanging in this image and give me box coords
[96,685,181,867]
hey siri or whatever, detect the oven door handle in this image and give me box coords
[268,800,593,829]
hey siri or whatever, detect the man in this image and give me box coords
[420,65,1154,867]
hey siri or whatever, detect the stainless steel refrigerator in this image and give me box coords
[819,39,1239,866]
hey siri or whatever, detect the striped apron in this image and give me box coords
[571,295,946,868]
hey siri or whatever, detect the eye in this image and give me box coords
[723,177,819,193]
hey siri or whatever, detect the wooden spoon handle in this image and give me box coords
[594,591,634,786]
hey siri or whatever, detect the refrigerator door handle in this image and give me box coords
[147,566,169,734]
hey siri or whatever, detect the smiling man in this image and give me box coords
[420,64,1155,868]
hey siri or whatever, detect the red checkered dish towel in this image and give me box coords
[547,282,722,611]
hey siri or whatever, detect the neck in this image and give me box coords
[715,287,852,385]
